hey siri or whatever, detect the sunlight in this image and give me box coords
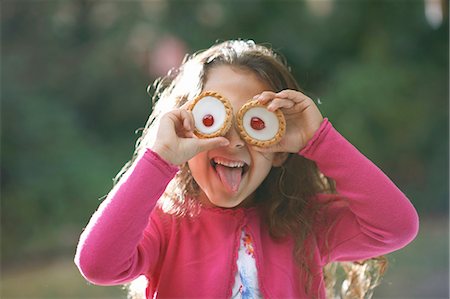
[424,0,444,29]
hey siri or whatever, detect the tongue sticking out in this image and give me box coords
[215,164,243,193]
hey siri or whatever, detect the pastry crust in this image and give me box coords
[236,100,286,147]
[188,91,233,138]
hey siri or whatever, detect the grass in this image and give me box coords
[374,216,449,299]
[1,258,125,299]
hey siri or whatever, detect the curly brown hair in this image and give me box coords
[119,40,387,298]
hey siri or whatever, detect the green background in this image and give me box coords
[1,1,448,298]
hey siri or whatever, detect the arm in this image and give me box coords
[74,149,178,285]
[300,119,419,263]
[253,90,418,263]
[75,107,229,285]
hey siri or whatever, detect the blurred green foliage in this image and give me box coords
[1,0,448,273]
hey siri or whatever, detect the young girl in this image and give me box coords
[75,40,418,298]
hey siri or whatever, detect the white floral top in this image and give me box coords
[231,230,262,298]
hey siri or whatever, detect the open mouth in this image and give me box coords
[210,157,249,193]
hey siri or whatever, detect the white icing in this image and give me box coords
[242,107,279,141]
[192,96,227,135]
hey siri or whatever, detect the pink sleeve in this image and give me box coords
[299,119,419,263]
[74,149,179,285]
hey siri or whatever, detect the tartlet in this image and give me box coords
[188,91,233,138]
[236,100,286,147]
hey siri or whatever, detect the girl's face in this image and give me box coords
[188,65,285,208]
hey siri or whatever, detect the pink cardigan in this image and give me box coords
[75,119,419,298]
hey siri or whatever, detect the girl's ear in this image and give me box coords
[272,152,289,167]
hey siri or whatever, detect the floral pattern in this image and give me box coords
[242,233,255,257]
[231,230,262,298]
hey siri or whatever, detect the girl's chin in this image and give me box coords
[204,198,243,209]
[201,193,254,209]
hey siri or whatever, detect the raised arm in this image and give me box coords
[300,119,419,263]
[253,89,418,263]
[75,106,230,285]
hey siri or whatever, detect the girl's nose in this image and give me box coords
[225,125,245,149]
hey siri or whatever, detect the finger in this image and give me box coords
[281,102,311,116]
[195,137,230,152]
[253,91,277,104]
[162,111,182,135]
[169,109,194,137]
[168,110,184,134]
[267,98,295,111]
[175,130,195,139]
[250,144,282,153]
[185,131,195,138]
[276,90,310,103]
[180,109,194,131]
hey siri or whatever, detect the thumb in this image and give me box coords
[195,137,230,152]
[251,143,282,153]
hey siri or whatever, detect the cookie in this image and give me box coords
[188,91,233,138]
[236,100,286,147]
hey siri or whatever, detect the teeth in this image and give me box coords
[213,158,245,168]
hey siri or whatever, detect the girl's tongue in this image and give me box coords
[215,164,242,193]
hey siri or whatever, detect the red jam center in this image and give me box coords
[250,117,265,130]
[202,114,214,127]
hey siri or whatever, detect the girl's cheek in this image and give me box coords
[252,150,275,163]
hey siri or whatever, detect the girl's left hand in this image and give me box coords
[253,89,323,153]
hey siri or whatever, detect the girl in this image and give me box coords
[75,40,418,298]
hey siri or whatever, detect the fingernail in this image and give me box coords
[253,94,260,99]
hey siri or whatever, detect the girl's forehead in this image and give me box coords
[202,66,271,105]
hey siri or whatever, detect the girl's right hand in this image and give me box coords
[149,108,230,165]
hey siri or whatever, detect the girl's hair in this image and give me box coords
[119,40,386,298]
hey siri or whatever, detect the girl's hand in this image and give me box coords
[149,108,229,165]
[254,90,323,153]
